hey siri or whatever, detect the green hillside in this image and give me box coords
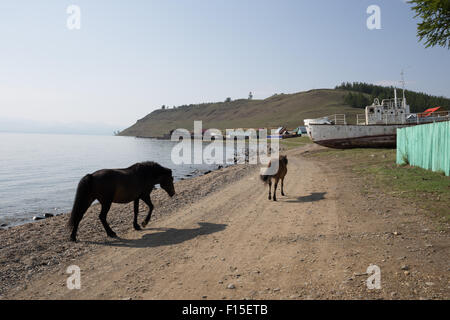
[119,89,363,138]
[119,86,449,138]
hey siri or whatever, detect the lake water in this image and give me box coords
[0,133,244,227]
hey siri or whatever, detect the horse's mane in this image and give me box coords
[129,161,172,176]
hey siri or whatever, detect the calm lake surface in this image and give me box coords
[0,133,242,227]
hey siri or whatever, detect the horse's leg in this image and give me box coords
[268,179,272,200]
[69,197,93,242]
[281,176,285,196]
[140,194,154,228]
[99,201,117,238]
[273,177,279,201]
[133,199,141,231]
[70,218,83,242]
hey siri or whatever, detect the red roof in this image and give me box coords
[419,107,441,117]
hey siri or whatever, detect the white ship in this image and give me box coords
[304,88,449,149]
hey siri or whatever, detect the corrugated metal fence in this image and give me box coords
[396,121,450,176]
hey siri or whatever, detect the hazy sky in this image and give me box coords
[0,0,449,130]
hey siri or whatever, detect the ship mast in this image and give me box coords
[394,87,398,108]
[400,70,406,108]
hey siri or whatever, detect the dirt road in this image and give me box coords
[4,146,449,299]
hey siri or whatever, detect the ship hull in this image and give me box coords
[313,133,396,148]
[307,124,414,149]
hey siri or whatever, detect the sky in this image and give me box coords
[0,0,449,133]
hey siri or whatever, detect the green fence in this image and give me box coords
[396,121,450,176]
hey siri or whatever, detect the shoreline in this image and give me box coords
[0,162,258,296]
[0,135,281,229]
[0,162,232,230]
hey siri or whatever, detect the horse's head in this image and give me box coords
[159,169,175,197]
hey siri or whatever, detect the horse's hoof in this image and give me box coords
[134,224,142,231]
[108,232,118,238]
[69,237,77,242]
[141,221,148,228]
[273,198,277,201]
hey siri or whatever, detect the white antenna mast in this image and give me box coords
[394,87,398,108]
[400,69,406,107]
[400,69,410,113]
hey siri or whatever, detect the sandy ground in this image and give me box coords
[1,144,449,300]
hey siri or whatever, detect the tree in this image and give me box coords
[161,105,166,109]
[225,97,231,103]
[248,92,253,100]
[409,0,450,49]
[336,81,450,112]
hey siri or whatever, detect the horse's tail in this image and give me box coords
[67,174,93,229]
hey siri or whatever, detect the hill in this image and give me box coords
[119,86,449,138]
[119,89,362,138]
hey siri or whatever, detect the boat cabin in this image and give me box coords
[365,97,410,125]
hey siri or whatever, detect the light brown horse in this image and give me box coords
[67,161,175,242]
[260,155,288,201]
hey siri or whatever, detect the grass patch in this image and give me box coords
[120,89,364,137]
[308,148,450,224]
[280,136,312,150]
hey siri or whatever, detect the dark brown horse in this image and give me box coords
[67,161,175,242]
[260,155,288,201]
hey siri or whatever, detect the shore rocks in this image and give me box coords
[33,213,55,221]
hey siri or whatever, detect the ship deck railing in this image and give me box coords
[307,114,347,125]
[405,111,450,124]
[356,114,366,125]
[310,111,449,126]
[380,98,405,109]
[355,111,450,125]
[327,114,347,125]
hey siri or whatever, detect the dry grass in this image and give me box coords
[120,89,364,137]
[280,136,312,150]
[306,147,450,225]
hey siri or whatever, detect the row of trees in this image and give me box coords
[336,82,450,113]
[160,92,254,110]
[343,92,372,109]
